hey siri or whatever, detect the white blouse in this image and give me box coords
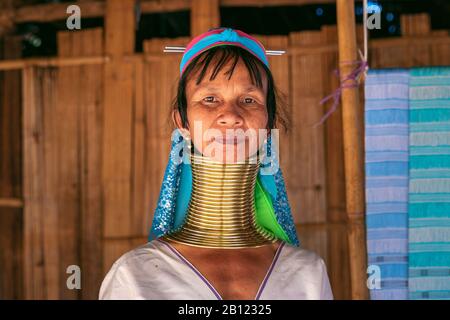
[99,239,334,300]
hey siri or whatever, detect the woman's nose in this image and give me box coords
[216,103,244,127]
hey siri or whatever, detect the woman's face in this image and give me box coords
[175,57,269,163]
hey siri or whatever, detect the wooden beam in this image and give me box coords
[0,198,23,208]
[14,1,104,23]
[0,0,338,25]
[141,0,190,13]
[0,0,188,25]
[0,56,108,71]
[191,0,220,36]
[336,0,368,300]
[221,0,336,6]
[102,0,135,238]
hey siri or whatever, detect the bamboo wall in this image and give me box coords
[1,2,450,300]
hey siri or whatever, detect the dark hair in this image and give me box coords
[171,45,291,132]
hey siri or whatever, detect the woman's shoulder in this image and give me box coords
[109,240,161,266]
[103,239,170,277]
[279,242,334,299]
[281,242,328,272]
[99,240,168,299]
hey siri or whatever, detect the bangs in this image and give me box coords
[185,45,267,89]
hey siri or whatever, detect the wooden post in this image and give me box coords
[336,0,368,299]
[102,0,135,238]
[190,0,220,36]
[1,34,23,300]
[22,66,45,300]
[102,0,136,274]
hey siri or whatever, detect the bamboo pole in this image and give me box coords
[336,0,368,299]
[0,198,23,208]
[0,56,108,71]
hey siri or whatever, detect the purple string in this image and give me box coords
[313,59,368,128]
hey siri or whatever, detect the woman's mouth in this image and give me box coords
[212,135,246,145]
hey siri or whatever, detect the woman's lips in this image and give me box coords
[212,135,246,145]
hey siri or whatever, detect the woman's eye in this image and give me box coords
[243,97,257,104]
[203,96,217,104]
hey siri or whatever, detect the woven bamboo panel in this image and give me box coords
[76,29,104,300]
[22,28,104,300]
[289,30,328,225]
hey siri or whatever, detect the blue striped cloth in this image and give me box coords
[365,69,410,299]
[408,67,450,300]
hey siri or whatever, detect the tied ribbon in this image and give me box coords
[313,59,368,128]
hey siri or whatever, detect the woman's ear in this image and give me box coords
[172,109,182,130]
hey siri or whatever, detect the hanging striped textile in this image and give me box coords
[408,67,450,300]
[365,69,409,299]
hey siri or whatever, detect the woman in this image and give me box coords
[99,28,333,300]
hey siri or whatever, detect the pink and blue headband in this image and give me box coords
[179,27,270,76]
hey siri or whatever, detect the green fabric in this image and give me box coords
[254,177,291,243]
